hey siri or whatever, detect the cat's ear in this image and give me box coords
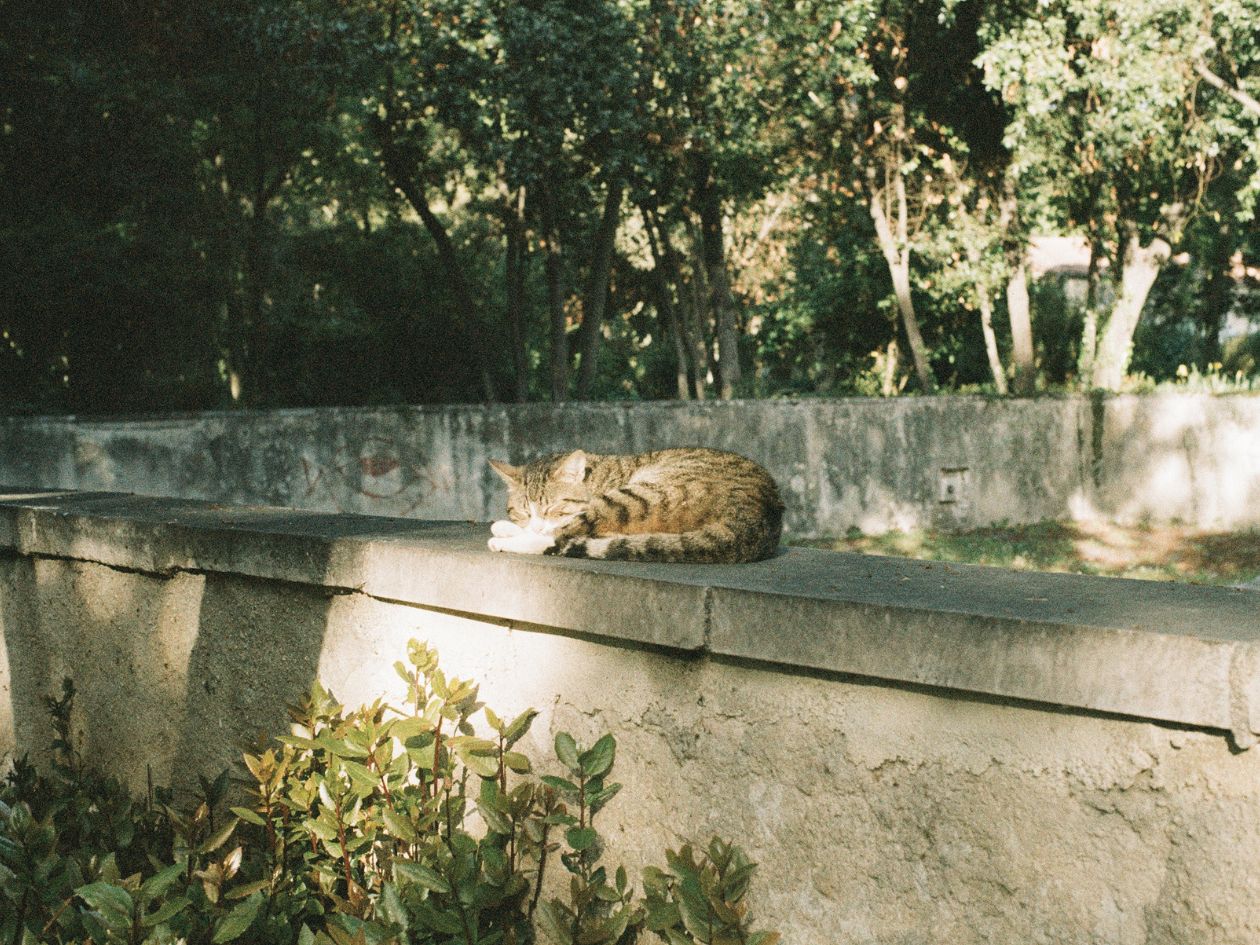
[489,459,523,486]
[556,450,587,483]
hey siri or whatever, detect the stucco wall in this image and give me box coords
[2,394,1257,536]
[2,489,1260,944]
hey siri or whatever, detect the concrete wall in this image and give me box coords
[2,394,1258,537]
[2,489,1260,944]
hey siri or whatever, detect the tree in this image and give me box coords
[981,0,1260,389]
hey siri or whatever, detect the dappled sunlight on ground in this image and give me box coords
[802,521,1260,586]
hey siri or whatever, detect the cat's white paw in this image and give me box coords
[491,519,523,537]
[488,531,555,555]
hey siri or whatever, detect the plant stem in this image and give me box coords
[334,796,354,896]
[528,820,551,922]
[41,896,74,937]
[11,888,29,945]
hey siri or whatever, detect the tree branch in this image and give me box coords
[1195,62,1260,118]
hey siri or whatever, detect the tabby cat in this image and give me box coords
[487,447,783,563]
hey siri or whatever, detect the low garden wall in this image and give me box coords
[2,393,1258,537]
[1,488,1259,943]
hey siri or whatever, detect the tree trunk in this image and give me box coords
[1200,225,1232,365]
[573,181,623,400]
[505,186,529,403]
[663,220,709,399]
[379,146,497,402]
[868,170,935,393]
[685,219,714,384]
[642,206,691,400]
[1091,229,1171,390]
[537,186,569,402]
[1005,259,1035,395]
[1077,240,1102,383]
[977,290,1008,395]
[997,184,1034,396]
[881,338,900,397]
[962,237,1007,395]
[694,158,742,399]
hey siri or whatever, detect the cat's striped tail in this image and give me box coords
[550,517,781,564]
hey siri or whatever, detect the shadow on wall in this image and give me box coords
[0,555,44,772]
[0,526,342,799]
[0,509,519,799]
[0,554,215,790]
[168,511,442,795]
[171,574,333,796]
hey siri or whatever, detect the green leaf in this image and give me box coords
[198,816,240,854]
[230,806,267,826]
[478,800,512,835]
[278,734,320,751]
[554,732,580,770]
[393,859,451,894]
[566,827,598,851]
[381,807,419,843]
[80,910,109,943]
[459,750,501,778]
[601,906,632,942]
[447,736,497,752]
[504,709,538,746]
[407,740,437,770]
[378,881,409,931]
[579,734,615,778]
[645,899,682,931]
[140,862,185,902]
[317,734,370,758]
[142,895,192,928]
[224,879,271,900]
[413,902,465,936]
[308,816,339,843]
[77,882,133,928]
[483,706,503,732]
[212,891,265,943]
[748,932,782,945]
[341,759,379,792]
[541,775,579,794]
[537,901,575,945]
[502,750,531,773]
[389,718,433,742]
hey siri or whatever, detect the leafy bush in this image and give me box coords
[0,641,778,945]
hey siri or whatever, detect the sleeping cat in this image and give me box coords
[486,447,783,563]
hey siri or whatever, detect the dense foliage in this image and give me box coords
[2,0,1257,411]
[0,641,778,945]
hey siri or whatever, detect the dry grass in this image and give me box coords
[801,521,1260,586]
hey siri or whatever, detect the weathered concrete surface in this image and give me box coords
[2,394,1257,536]
[3,489,1257,740]
[3,491,1260,943]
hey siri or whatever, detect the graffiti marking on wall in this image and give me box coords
[299,436,456,515]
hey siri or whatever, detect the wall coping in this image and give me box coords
[2,390,1257,426]
[2,488,1259,744]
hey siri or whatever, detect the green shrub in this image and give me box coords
[0,640,778,945]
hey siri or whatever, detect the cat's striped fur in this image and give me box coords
[488,447,783,563]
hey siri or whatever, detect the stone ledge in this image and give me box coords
[2,488,1259,743]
